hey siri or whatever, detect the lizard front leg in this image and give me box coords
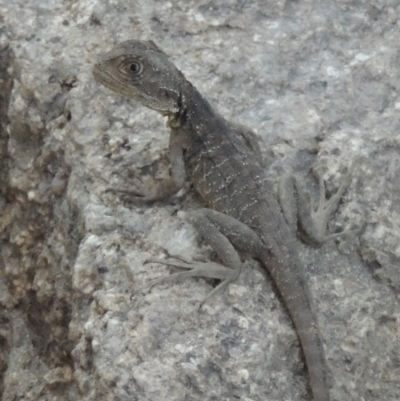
[109,128,187,202]
[141,208,265,304]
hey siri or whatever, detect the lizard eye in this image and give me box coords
[119,60,143,76]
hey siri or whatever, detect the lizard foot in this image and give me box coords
[136,256,241,306]
[106,187,155,203]
[105,175,162,203]
[296,161,358,245]
[106,175,184,203]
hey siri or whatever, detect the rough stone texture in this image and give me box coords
[0,1,399,401]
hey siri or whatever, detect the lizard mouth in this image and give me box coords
[93,64,179,114]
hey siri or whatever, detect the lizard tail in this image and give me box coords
[261,248,330,401]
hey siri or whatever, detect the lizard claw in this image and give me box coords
[144,255,193,265]
[105,178,160,203]
[135,257,240,306]
[144,257,232,279]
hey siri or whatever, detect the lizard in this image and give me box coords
[93,40,354,401]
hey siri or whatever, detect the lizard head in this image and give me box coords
[93,40,185,114]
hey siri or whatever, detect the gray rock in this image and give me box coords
[0,1,399,401]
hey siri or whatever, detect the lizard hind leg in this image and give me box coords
[138,208,265,306]
[279,162,357,246]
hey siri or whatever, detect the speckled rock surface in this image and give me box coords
[0,1,399,401]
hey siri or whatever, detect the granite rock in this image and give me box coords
[0,1,399,400]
